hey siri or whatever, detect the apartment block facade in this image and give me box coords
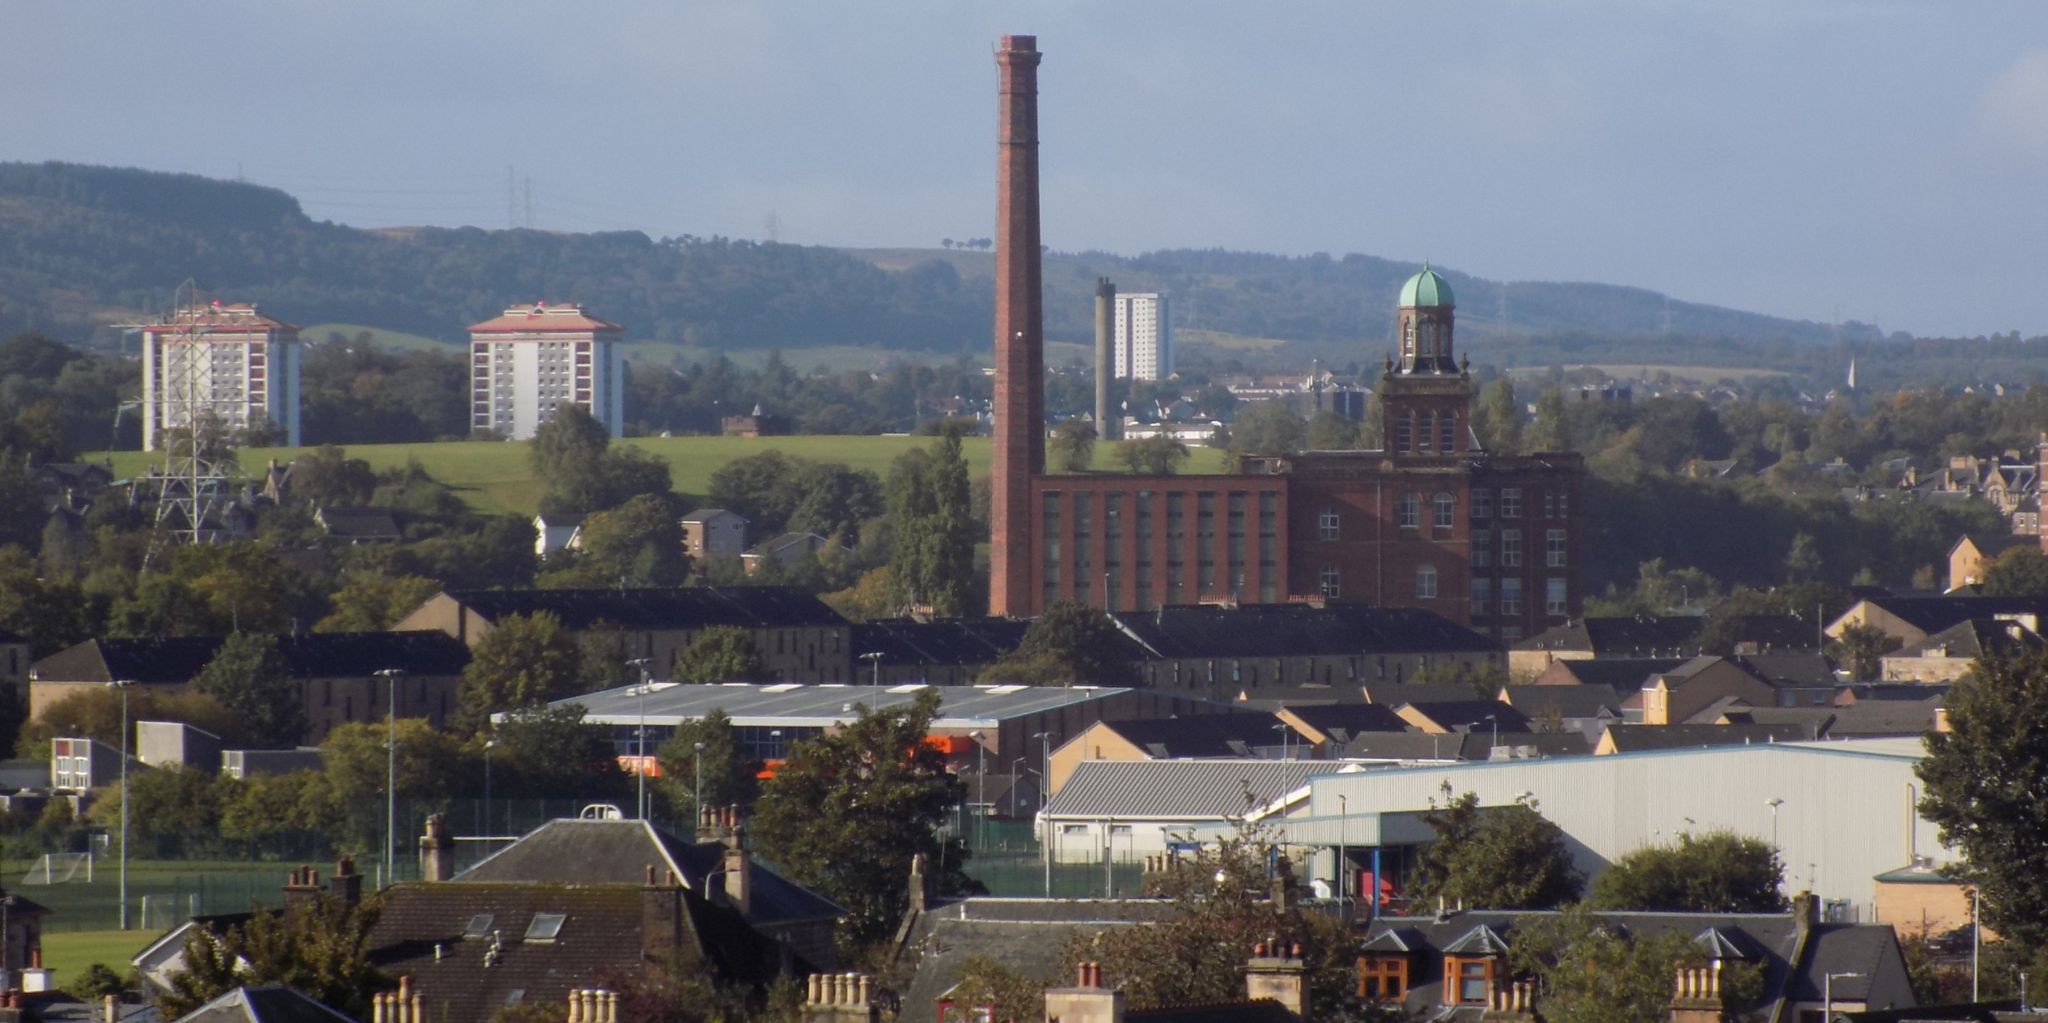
[140,302,301,450]
[467,302,625,440]
[1113,291,1172,381]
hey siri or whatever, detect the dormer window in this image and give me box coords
[1358,955,1408,1002]
[1445,955,1495,1005]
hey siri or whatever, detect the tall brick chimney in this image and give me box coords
[990,34,1046,618]
[1095,278,1117,441]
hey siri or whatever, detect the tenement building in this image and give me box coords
[983,39,1582,640]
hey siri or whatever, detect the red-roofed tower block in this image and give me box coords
[467,302,625,440]
[140,302,301,451]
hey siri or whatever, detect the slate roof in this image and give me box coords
[444,586,845,631]
[314,506,402,540]
[679,508,743,524]
[1128,1001,1298,1023]
[1497,685,1623,720]
[1902,618,2047,659]
[1363,682,1493,705]
[1725,615,1825,651]
[366,880,784,1023]
[1514,616,1702,656]
[1336,731,1590,762]
[33,631,471,685]
[1956,533,2036,559]
[1599,723,1816,753]
[1734,652,1838,688]
[1277,703,1409,744]
[1045,760,1321,819]
[898,898,1180,1016]
[455,818,843,926]
[1357,909,1910,1019]
[564,682,1195,729]
[1111,603,1495,659]
[1395,701,1531,734]
[1835,683,1950,705]
[1849,596,2048,636]
[850,619,1032,667]
[171,985,356,1023]
[1537,658,1688,697]
[1094,713,1289,758]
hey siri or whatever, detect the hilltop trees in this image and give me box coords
[529,404,672,516]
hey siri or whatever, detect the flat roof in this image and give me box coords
[553,682,1144,729]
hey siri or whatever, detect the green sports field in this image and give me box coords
[90,435,1228,517]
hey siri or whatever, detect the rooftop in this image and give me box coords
[441,585,844,631]
[467,302,622,335]
[33,631,471,685]
[1111,603,1495,659]
[1044,759,1322,819]
[559,681,1193,729]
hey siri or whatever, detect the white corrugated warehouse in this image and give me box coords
[1269,739,1944,919]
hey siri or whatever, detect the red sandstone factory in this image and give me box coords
[985,35,1584,643]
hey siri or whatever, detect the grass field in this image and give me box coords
[1503,363,1788,384]
[298,323,459,353]
[91,435,1229,517]
[41,930,146,989]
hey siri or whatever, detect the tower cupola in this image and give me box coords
[1394,264,1458,375]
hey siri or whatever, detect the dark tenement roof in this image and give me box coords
[850,618,1031,667]
[1094,712,1288,758]
[445,586,845,630]
[1111,603,1495,659]
[171,985,356,1023]
[33,631,471,684]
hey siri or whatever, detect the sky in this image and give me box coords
[7,1,2047,338]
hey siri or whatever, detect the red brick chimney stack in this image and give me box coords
[990,34,1045,618]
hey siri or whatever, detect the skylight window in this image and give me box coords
[462,914,494,939]
[524,912,567,943]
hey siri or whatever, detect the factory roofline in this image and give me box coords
[552,681,1215,729]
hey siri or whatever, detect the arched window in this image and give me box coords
[1397,492,1420,528]
[1419,411,1436,453]
[1439,410,1456,452]
[1415,564,1438,599]
[1433,492,1456,529]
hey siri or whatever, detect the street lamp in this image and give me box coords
[374,668,404,888]
[627,658,653,821]
[107,679,133,930]
[1272,723,1291,760]
[860,651,884,691]
[1482,714,1498,752]
[483,738,496,837]
[970,731,986,853]
[1009,756,1029,817]
[1035,730,1055,897]
[693,741,706,824]
[1765,797,1784,852]
[1824,971,1862,1020]
[1337,793,1348,920]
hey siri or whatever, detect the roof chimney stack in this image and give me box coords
[1044,961,1123,1023]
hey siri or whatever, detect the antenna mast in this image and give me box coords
[143,279,236,568]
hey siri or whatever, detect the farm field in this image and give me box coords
[1502,363,1788,385]
[90,435,1229,517]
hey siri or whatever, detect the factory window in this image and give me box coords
[1471,577,1492,617]
[1501,530,1522,568]
[1501,488,1523,518]
[1433,492,1456,530]
[1472,528,1492,568]
[1419,411,1436,453]
[1402,319,1417,360]
[1557,491,1569,518]
[1395,411,1414,454]
[1415,565,1438,599]
[1471,490,1493,519]
[1547,578,1568,617]
[1397,493,1420,529]
[1543,490,1556,518]
[1501,578,1523,616]
[1319,507,1340,542]
[1320,566,1341,599]
[1546,529,1568,568]
[1440,411,1456,452]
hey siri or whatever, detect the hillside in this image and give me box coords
[0,162,1858,359]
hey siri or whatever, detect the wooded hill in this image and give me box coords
[0,161,1853,353]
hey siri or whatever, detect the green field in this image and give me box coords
[297,323,458,352]
[91,436,1229,517]
[41,930,146,990]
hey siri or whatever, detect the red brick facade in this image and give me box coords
[990,35,1045,618]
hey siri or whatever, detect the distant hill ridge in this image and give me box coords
[0,161,1848,352]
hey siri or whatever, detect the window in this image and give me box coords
[1358,956,1409,1002]
[1440,411,1456,452]
[1446,957,1494,1005]
[1546,529,1568,568]
[1501,578,1523,616]
[1472,490,1493,519]
[1500,529,1522,567]
[1543,490,1556,518]
[1500,488,1523,518]
[1395,410,1414,454]
[1415,564,1438,599]
[1433,492,1456,529]
[1546,578,1568,616]
[1319,507,1340,542]
[1420,411,1436,453]
[1397,493,1420,529]
[1321,566,1341,599]
[524,912,567,943]
[1558,491,1569,518]
[1402,319,1417,359]
[463,914,496,939]
[1472,528,1492,568]
[1471,577,1492,617]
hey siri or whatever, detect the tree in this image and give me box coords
[1509,904,1763,1023]
[707,451,803,535]
[1060,815,1367,1021]
[654,708,761,823]
[87,764,229,858]
[1226,401,1305,455]
[1785,531,1823,584]
[1918,647,2048,947]
[1475,377,1523,454]
[1409,785,1582,910]
[1981,547,2048,599]
[670,626,769,683]
[944,955,1050,1023]
[318,719,467,850]
[751,689,977,949]
[192,632,308,746]
[155,892,386,1020]
[979,601,1138,686]
[490,704,628,799]
[290,445,378,507]
[455,611,584,732]
[1305,411,1363,450]
[1588,830,1786,912]
[886,433,976,616]
[1113,436,1189,475]
[1048,420,1097,472]
[1837,622,1903,682]
[0,545,91,656]
[556,493,690,587]
[315,573,442,633]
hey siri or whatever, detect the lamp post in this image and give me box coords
[627,658,652,821]
[1824,971,1862,1021]
[1483,713,1498,752]
[1765,797,1784,852]
[860,651,883,691]
[108,679,133,930]
[1972,888,1981,1001]
[969,731,986,853]
[375,668,404,888]
[483,738,496,837]
[1272,723,1290,760]
[1035,730,1054,897]
[1010,756,1028,817]
[693,740,705,823]
[1337,793,1348,920]
[1,893,14,985]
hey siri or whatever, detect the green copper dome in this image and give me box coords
[1399,265,1454,308]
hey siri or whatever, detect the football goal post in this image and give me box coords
[20,852,90,885]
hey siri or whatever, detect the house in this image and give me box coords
[312,506,402,543]
[30,632,472,742]
[847,618,1031,686]
[679,508,747,562]
[451,816,845,969]
[1494,685,1624,742]
[531,512,584,558]
[1112,603,1499,698]
[721,405,790,437]
[167,985,356,1023]
[50,736,142,793]
[1528,657,1689,702]
[1640,656,1781,725]
[1351,897,1914,1023]
[1273,703,1410,748]
[741,532,849,575]
[1335,730,1590,763]
[895,897,1179,1023]
[1393,701,1531,737]
[1947,534,2039,591]
[1593,723,1817,755]
[1047,712,1296,792]
[1041,760,1321,863]
[1881,618,2045,683]
[136,720,223,773]
[1873,861,1978,937]
[1827,595,2048,649]
[1508,615,1705,676]
[395,586,852,684]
